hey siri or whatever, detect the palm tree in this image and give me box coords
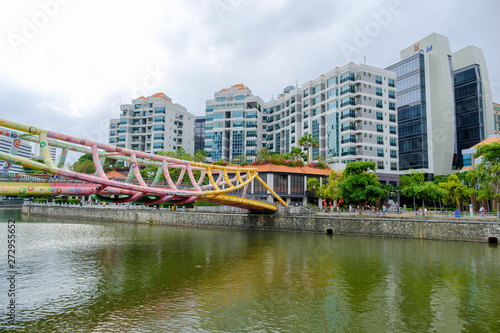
[287,147,304,162]
[298,134,319,164]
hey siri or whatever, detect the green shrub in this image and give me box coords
[33,198,48,203]
[54,198,69,204]
[68,199,81,205]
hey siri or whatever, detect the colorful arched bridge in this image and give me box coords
[0,118,287,212]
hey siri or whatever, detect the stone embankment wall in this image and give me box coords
[22,204,500,243]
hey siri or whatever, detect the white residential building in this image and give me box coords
[0,129,33,173]
[205,84,264,163]
[109,93,196,155]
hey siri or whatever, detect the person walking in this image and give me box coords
[479,206,485,217]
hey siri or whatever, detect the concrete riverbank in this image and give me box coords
[22,204,500,243]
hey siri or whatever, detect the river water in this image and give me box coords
[0,208,499,332]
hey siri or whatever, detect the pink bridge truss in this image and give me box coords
[0,118,286,211]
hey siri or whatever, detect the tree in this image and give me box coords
[338,161,385,206]
[194,150,208,163]
[322,171,344,202]
[71,154,96,174]
[287,147,304,162]
[472,142,500,212]
[257,147,272,162]
[438,174,468,210]
[298,134,319,164]
[400,170,425,209]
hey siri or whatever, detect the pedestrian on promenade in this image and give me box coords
[479,206,485,217]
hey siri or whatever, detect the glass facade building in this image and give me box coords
[387,53,428,170]
[194,116,206,152]
[454,65,485,169]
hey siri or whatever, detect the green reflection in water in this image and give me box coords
[0,209,499,332]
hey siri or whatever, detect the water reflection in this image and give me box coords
[0,209,499,332]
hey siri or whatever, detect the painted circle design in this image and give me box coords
[40,142,47,147]
[27,186,35,191]
[96,185,101,190]
[3,162,10,169]
[0,130,9,136]
[132,162,137,168]
[49,188,56,193]
[56,188,62,194]
[19,187,26,194]
[89,188,95,193]
[68,187,74,193]
[13,139,20,148]
[29,127,37,133]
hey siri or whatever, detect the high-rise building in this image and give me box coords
[0,129,33,173]
[386,32,494,175]
[494,102,500,134]
[109,93,195,155]
[194,116,206,152]
[205,85,264,163]
[204,64,399,184]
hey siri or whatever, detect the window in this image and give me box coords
[153,142,164,149]
[233,121,244,127]
[303,89,309,97]
[235,95,245,101]
[118,128,126,133]
[376,76,382,84]
[376,112,383,120]
[390,126,396,134]
[377,136,384,145]
[377,148,384,157]
[134,104,141,109]
[154,125,165,131]
[233,111,243,118]
[340,72,355,83]
[389,102,396,111]
[312,108,318,117]
[304,122,309,129]
[110,131,115,136]
[341,85,355,95]
[120,119,127,125]
[303,100,309,108]
[377,161,384,170]
[312,97,319,106]
[391,162,397,171]
[376,88,383,96]
[340,97,356,107]
[376,100,383,108]
[154,116,165,122]
[154,133,164,140]
[155,107,165,114]
[388,79,395,87]
[118,136,126,142]
[389,114,396,122]
[327,77,338,87]
[109,138,115,143]
[304,111,309,119]
[246,121,257,128]
[377,124,384,133]
[389,91,395,99]
[246,140,257,147]
[110,124,117,129]
[327,101,338,111]
[390,138,397,146]
[312,86,319,95]
[390,150,397,158]
[327,89,338,99]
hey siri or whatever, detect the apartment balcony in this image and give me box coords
[340,125,362,132]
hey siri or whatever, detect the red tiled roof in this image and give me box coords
[137,96,147,100]
[105,170,127,179]
[471,136,500,148]
[237,163,331,176]
[232,84,244,88]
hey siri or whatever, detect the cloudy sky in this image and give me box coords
[1,0,499,148]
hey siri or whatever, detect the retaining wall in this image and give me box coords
[21,204,500,243]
